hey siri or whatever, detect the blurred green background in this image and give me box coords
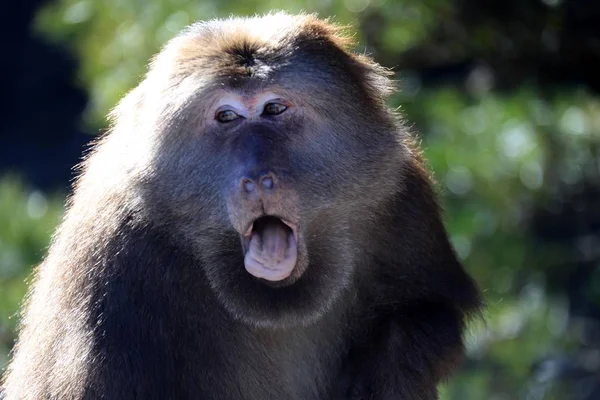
[1,0,600,398]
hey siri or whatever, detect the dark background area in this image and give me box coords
[1,0,89,191]
[1,0,600,398]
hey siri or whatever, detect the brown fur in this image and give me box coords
[1,12,480,400]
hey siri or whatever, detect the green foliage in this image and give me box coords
[0,179,64,367]
[401,88,599,398]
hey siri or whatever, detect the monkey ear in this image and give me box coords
[374,158,482,315]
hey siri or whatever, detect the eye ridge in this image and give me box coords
[216,109,241,123]
[262,102,287,116]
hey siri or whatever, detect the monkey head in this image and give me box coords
[116,13,406,328]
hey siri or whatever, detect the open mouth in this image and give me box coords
[241,216,298,282]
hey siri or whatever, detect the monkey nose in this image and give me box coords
[261,175,274,190]
[242,179,256,193]
[241,173,275,193]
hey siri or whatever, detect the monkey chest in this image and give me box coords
[186,325,348,400]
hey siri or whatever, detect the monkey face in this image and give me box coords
[139,84,404,329]
[133,17,406,328]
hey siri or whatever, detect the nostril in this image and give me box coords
[261,176,274,190]
[242,179,255,193]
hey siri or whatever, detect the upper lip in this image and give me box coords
[240,215,299,249]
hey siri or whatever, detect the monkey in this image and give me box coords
[1,12,481,400]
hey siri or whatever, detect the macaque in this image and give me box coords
[2,12,481,400]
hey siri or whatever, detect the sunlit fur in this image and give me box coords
[2,12,481,400]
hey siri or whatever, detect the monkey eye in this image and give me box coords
[262,102,288,116]
[216,109,241,123]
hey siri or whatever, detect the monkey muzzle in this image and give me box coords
[226,128,302,282]
[241,216,298,282]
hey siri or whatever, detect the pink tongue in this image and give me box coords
[244,219,297,282]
